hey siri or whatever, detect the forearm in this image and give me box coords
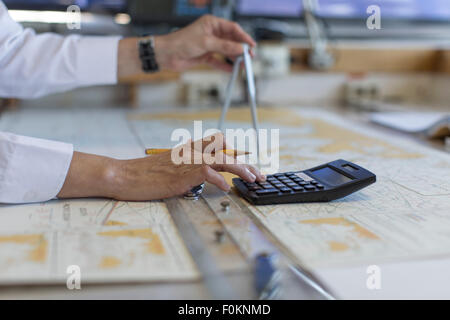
[117,37,142,79]
[57,151,119,199]
[56,134,264,202]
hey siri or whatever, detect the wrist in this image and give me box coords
[117,37,141,79]
[101,158,127,199]
[58,152,124,200]
[153,35,174,71]
[137,36,160,73]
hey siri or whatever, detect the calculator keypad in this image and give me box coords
[241,172,325,196]
[256,189,278,195]
[234,159,377,205]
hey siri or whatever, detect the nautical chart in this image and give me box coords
[0,108,198,284]
[129,107,450,269]
[0,106,449,284]
[0,199,198,284]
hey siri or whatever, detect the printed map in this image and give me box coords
[0,106,448,284]
[130,107,450,269]
[0,199,198,283]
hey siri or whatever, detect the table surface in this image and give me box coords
[0,105,332,300]
[0,104,447,300]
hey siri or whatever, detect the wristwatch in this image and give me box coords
[138,36,159,73]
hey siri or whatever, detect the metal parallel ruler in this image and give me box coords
[202,184,335,300]
[164,197,238,299]
[165,184,335,300]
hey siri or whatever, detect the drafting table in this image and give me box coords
[0,104,449,299]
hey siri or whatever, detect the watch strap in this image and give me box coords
[138,36,159,73]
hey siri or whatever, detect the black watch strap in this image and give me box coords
[138,37,159,73]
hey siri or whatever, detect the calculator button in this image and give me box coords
[310,180,319,185]
[299,181,309,186]
[273,183,284,188]
[292,186,304,192]
[279,187,292,193]
[286,173,296,177]
[274,173,285,177]
[256,189,279,195]
[316,184,325,189]
[263,184,275,189]
[248,186,261,191]
[286,183,297,187]
[304,185,315,191]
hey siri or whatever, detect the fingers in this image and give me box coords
[209,153,262,183]
[202,165,230,192]
[212,17,256,48]
[175,131,265,191]
[205,37,245,58]
[204,54,234,72]
[175,133,237,166]
[182,164,230,193]
[216,163,256,183]
[247,165,266,182]
[212,161,265,183]
[194,53,234,72]
[192,132,230,154]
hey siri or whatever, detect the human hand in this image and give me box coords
[58,133,265,201]
[110,133,264,201]
[153,15,256,72]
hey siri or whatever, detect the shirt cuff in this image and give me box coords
[0,133,73,204]
[76,36,121,86]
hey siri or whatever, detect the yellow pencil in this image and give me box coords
[145,148,172,155]
[145,148,250,157]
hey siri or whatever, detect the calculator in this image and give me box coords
[233,159,376,205]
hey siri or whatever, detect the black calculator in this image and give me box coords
[233,159,376,205]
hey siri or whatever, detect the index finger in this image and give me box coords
[213,17,256,48]
[192,132,231,154]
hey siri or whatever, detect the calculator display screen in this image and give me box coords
[310,166,353,186]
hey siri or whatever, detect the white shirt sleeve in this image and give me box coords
[0,1,124,203]
[0,132,73,203]
[0,1,121,99]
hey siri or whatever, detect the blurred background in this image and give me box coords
[1,0,449,131]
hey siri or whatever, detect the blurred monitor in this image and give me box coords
[3,0,87,10]
[236,0,450,22]
[315,0,450,21]
[236,0,303,19]
[128,0,211,26]
[3,0,126,12]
